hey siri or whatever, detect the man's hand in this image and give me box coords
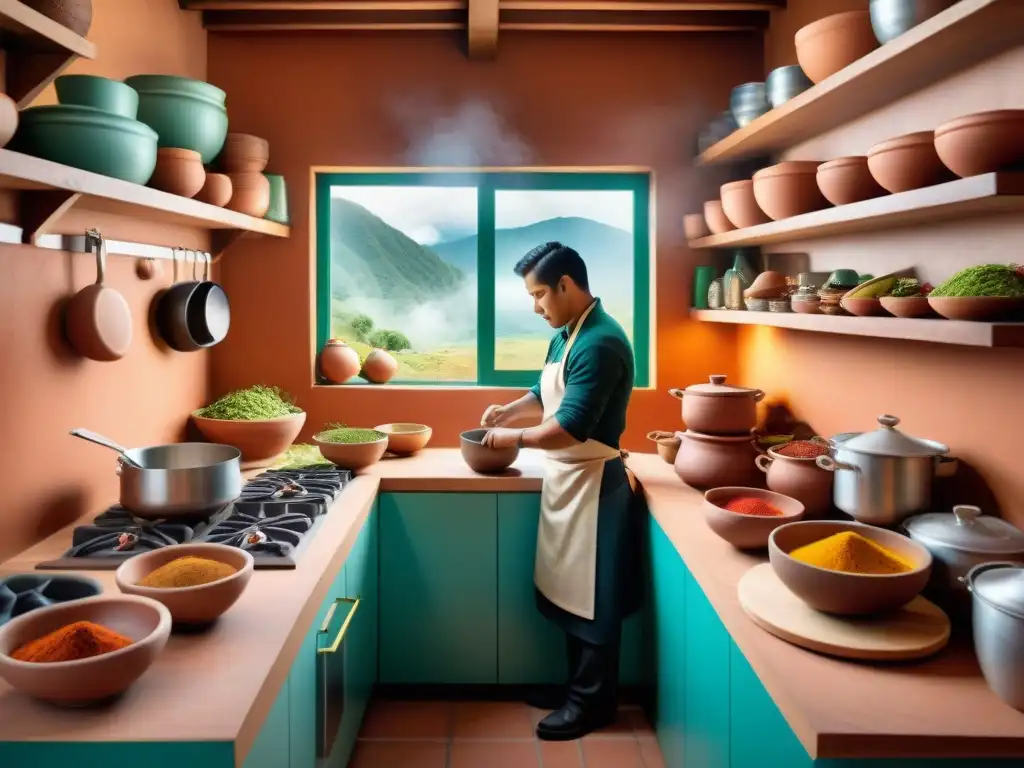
[482,428,522,450]
[481,404,512,428]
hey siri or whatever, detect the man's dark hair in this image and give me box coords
[513,241,589,291]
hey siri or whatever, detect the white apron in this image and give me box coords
[534,301,620,621]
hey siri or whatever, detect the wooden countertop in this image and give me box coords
[0,450,1022,761]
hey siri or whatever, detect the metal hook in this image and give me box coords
[202,251,211,282]
[85,229,106,285]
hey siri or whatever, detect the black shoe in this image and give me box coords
[524,686,566,711]
[536,703,616,741]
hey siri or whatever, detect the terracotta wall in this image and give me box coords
[207,31,765,449]
[0,1,208,561]
[738,1,1024,527]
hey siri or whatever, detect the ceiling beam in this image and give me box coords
[467,0,499,58]
[182,0,782,9]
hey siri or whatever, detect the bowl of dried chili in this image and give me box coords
[0,593,171,706]
[703,487,806,550]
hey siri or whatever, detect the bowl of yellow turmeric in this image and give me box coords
[115,543,254,626]
[768,520,932,615]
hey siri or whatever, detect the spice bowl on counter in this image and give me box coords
[0,594,171,706]
[375,423,432,456]
[769,520,932,615]
[755,440,833,518]
[115,543,254,626]
[313,427,389,470]
[647,431,681,464]
[703,487,805,550]
[668,375,765,435]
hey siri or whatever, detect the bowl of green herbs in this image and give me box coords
[927,264,1024,321]
[192,386,305,470]
[313,425,388,471]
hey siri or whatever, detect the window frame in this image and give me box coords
[315,169,651,389]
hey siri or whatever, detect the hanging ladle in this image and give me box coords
[69,428,143,469]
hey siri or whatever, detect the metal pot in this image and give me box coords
[962,561,1024,712]
[815,414,949,526]
[766,65,813,108]
[869,0,956,44]
[668,375,764,436]
[156,250,230,352]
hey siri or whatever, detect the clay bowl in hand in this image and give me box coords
[768,520,932,615]
[752,161,829,221]
[0,594,171,705]
[867,132,950,193]
[703,199,735,235]
[148,147,205,198]
[927,296,1024,322]
[879,296,938,318]
[839,296,886,317]
[683,212,710,241]
[115,543,254,626]
[703,487,805,550]
[460,428,520,474]
[375,423,432,456]
[816,156,887,206]
[192,412,306,470]
[934,109,1024,178]
[647,431,681,464]
[313,431,389,470]
[720,180,770,229]
[795,10,878,85]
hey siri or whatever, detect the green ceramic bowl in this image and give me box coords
[264,173,289,224]
[14,105,158,185]
[123,75,226,105]
[55,75,139,120]
[124,75,228,164]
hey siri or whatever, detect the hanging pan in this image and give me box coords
[156,249,230,351]
[64,229,133,361]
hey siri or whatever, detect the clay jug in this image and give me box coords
[755,448,833,518]
[361,349,398,384]
[319,340,360,383]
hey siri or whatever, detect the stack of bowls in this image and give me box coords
[125,75,229,165]
[729,83,770,128]
[766,65,813,108]
[219,133,271,218]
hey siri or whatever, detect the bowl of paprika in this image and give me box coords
[703,487,806,550]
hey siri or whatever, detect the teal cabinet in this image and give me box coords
[379,493,499,684]
[244,677,292,768]
[684,569,731,768]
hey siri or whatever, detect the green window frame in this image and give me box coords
[315,170,651,388]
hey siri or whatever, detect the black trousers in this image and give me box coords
[564,628,620,713]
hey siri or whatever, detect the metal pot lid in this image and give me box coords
[969,563,1024,620]
[683,375,759,398]
[905,506,1024,555]
[839,415,949,458]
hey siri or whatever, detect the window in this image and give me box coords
[315,171,651,387]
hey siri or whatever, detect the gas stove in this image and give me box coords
[36,468,351,571]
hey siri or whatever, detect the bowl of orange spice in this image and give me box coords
[0,594,171,705]
[703,487,806,550]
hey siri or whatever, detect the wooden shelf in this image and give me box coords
[0,149,290,257]
[0,0,97,107]
[689,173,1024,249]
[698,0,1024,164]
[691,309,1024,348]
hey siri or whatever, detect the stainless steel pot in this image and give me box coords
[962,561,1024,712]
[869,0,956,44]
[766,65,813,108]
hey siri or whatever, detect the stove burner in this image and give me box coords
[115,532,139,551]
[60,508,195,560]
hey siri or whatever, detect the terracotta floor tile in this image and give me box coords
[624,707,655,735]
[581,737,645,768]
[360,700,453,739]
[450,739,540,768]
[350,740,448,768]
[639,736,666,768]
[538,739,584,767]
[453,701,536,738]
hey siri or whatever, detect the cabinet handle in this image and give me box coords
[317,596,360,654]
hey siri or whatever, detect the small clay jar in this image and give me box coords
[220,133,269,173]
[148,148,205,198]
[226,172,271,217]
[674,430,764,490]
[196,173,233,207]
[319,339,361,383]
[647,431,681,464]
[668,375,765,436]
[755,447,833,518]
[361,348,398,384]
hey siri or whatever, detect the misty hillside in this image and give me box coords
[330,198,465,302]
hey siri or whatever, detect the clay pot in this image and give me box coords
[720,180,770,229]
[226,172,271,217]
[927,296,1024,322]
[755,448,833,518]
[867,132,950,193]
[23,0,92,36]
[192,412,306,470]
[647,431,681,464]
[220,133,269,173]
[683,212,710,241]
[668,375,765,435]
[816,156,887,206]
[703,199,735,235]
[840,296,886,317]
[879,296,937,318]
[934,109,1024,178]
[795,11,878,85]
[361,348,398,384]
[314,433,389,471]
[0,92,17,148]
[196,173,233,207]
[375,423,432,456]
[744,271,788,299]
[752,161,829,220]
[319,339,361,383]
[148,148,205,198]
[674,430,764,490]
[703,487,806,550]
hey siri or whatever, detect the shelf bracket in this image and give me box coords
[5,51,80,109]
[211,230,247,262]
[18,190,83,245]
[467,0,498,60]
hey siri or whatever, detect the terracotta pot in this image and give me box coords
[879,295,937,318]
[219,133,269,173]
[927,296,1024,322]
[23,0,92,36]
[683,212,710,241]
[867,132,950,193]
[647,431,681,464]
[703,199,735,235]
[816,156,887,206]
[226,172,271,217]
[703,487,806,550]
[795,11,878,85]
[720,180,770,229]
[319,339,361,383]
[192,412,306,470]
[840,296,886,317]
[668,375,764,435]
[196,172,233,207]
[934,109,1024,178]
[674,430,764,490]
[375,423,432,456]
[0,92,17,148]
[752,161,828,220]
[148,148,205,198]
[361,348,398,384]
[755,448,833,518]
[461,429,520,474]
[744,271,788,299]
[313,433,389,470]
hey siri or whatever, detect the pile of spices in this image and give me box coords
[789,531,912,575]
[274,443,333,470]
[722,497,784,517]
[775,440,828,459]
[316,425,386,444]
[196,385,302,421]
[139,556,238,589]
[11,621,132,663]
[929,264,1024,298]
[886,278,932,298]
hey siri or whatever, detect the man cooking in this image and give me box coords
[481,241,642,741]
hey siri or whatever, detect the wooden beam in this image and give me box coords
[182,0,780,8]
[467,0,498,59]
[17,190,81,245]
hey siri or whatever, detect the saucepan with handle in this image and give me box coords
[155,249,230,352]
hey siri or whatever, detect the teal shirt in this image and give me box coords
[528,299,634,449]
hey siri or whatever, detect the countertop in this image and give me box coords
[0,450,1022,762]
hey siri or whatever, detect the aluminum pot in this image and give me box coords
[674,430,763,490]
[766,65,813,108]
[668,375,765,436]
[814,414,949,526]
[869,0,955,44]
[962,561,1024,712]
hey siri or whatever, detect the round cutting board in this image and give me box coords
[738,563,951,661]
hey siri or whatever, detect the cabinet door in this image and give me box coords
[649,516,687,768]
[379,493,498,684]
[245,673,292,768]
[683,570,730,768]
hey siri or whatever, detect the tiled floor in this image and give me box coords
[352,700,665,767]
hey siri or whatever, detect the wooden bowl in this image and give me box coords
[703,199,735,235]
[375,423,432,456]
[683,212,710,241]
[752,161,828,220]
[647,431,681,464]
[768,520,932,615]
[840,296,886,317]
[816,156,887,206]
[313,432,389,470]
[460,428,520,474]
[219,132,269,173]
[867,132,950,193]
[795,11,878,84]
[927,296,1024,322]
[879,296,937,318]
[720,179,770,229]
[195,172,233,207]
[703,487,805,550]
[115,543,253,626]
[148,148,205,198]
[226,172,270,217]
[0,594,170,705]
[934,109,1024,178]
[192,412,306,470]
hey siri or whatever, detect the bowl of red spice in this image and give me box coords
[0,594,171,706]
[703,487,806,550]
